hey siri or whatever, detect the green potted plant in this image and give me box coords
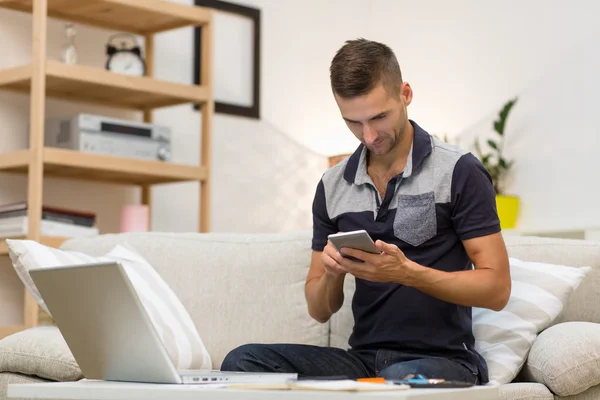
[473,97,519,229]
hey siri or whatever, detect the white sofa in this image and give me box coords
[1,231,599,400]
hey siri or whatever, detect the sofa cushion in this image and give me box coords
[499,383,553,400]
[0,325,82,381]
[555,384,600,400]
[329,275,355,350]
[60,231,329,369]
[522,322,600,397]
[6,239,211,370]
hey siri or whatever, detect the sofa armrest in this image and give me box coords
[520,321,600,397]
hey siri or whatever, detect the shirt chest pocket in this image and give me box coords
[393,191,437,247]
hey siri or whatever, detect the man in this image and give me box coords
[221,38,511,385]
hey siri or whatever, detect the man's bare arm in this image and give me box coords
[409,232,511,311]
[337,232,511,311]
[305,249,347,323]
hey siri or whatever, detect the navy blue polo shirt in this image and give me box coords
[311,120,501,383]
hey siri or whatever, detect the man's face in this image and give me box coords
[335,83,412,157]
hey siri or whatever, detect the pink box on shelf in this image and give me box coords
[120,204,149,233]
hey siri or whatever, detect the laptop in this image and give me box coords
[29,261,298,385]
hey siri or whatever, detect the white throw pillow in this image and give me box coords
[6,239,212,371]
[472,257,591,385]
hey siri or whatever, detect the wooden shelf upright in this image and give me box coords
[0,0,214,338]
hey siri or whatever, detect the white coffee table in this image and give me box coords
[8,380,499,400]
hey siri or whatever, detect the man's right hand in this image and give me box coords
[321,240,348,277]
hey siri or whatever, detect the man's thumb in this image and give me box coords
[376,240,396,254]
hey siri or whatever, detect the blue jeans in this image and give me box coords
[221,344,479,384]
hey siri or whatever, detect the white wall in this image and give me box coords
[364,0,600,231]
[364,0,600,141]
[456,34,600,231]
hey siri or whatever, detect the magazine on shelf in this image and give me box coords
[0,216,99,238]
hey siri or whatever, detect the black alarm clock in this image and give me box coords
[105,33,146,77]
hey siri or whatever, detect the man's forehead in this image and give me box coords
[336,87,391,119]
[342,108,389,123]
[339,97,391,122]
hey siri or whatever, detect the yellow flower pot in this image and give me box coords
[496,195,519,229]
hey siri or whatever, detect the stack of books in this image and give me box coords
[0,201,99,238]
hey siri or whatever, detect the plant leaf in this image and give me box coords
[487,140,498,150]
[494,120,503,135]
[493,97,517,135]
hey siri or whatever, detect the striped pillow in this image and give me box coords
[6,239,212,371]
[473,257,591,384]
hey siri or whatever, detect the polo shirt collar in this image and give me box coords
[343,120,432,185]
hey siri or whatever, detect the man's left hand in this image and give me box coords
[335,240,420,284]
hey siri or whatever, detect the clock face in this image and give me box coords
[107,51,145,76]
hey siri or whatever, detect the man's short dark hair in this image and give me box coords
[330,38,403,99]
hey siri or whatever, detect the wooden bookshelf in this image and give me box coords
[0,0,211,34]
[0,0,214,338]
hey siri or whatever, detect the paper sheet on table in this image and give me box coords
[294,380,410,391]
[227,379,410,391]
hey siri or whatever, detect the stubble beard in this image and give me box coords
[371,124,403,157]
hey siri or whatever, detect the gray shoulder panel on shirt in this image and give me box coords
[322,136,467,220]
[431,137,468,204]
[321,153,375,220]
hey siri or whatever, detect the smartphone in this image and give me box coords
[391,380,475,388]
[327,230,380,262]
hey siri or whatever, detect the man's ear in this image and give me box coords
[401,82,413,106]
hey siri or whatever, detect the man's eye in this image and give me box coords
[374,114,386,120]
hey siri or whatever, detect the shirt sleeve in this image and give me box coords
[312,179,338,251]
[450,153,502,240]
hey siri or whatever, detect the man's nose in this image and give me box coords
[363,124,377,143]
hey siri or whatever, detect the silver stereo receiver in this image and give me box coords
[43,113,172,162]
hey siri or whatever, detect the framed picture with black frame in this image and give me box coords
[193,0,261,119]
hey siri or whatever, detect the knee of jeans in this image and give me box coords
[220,344,262,372]
[378,363,414,381]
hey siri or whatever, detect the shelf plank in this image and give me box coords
[0,0,211,34]
[0,64,31,87]
[38,307,54,326]
[43,148,208,184]
[0,149,30,170]
[1,236,68,256]
[0,148,207,185]
[0,61,210,110]
[0,325,25,339]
